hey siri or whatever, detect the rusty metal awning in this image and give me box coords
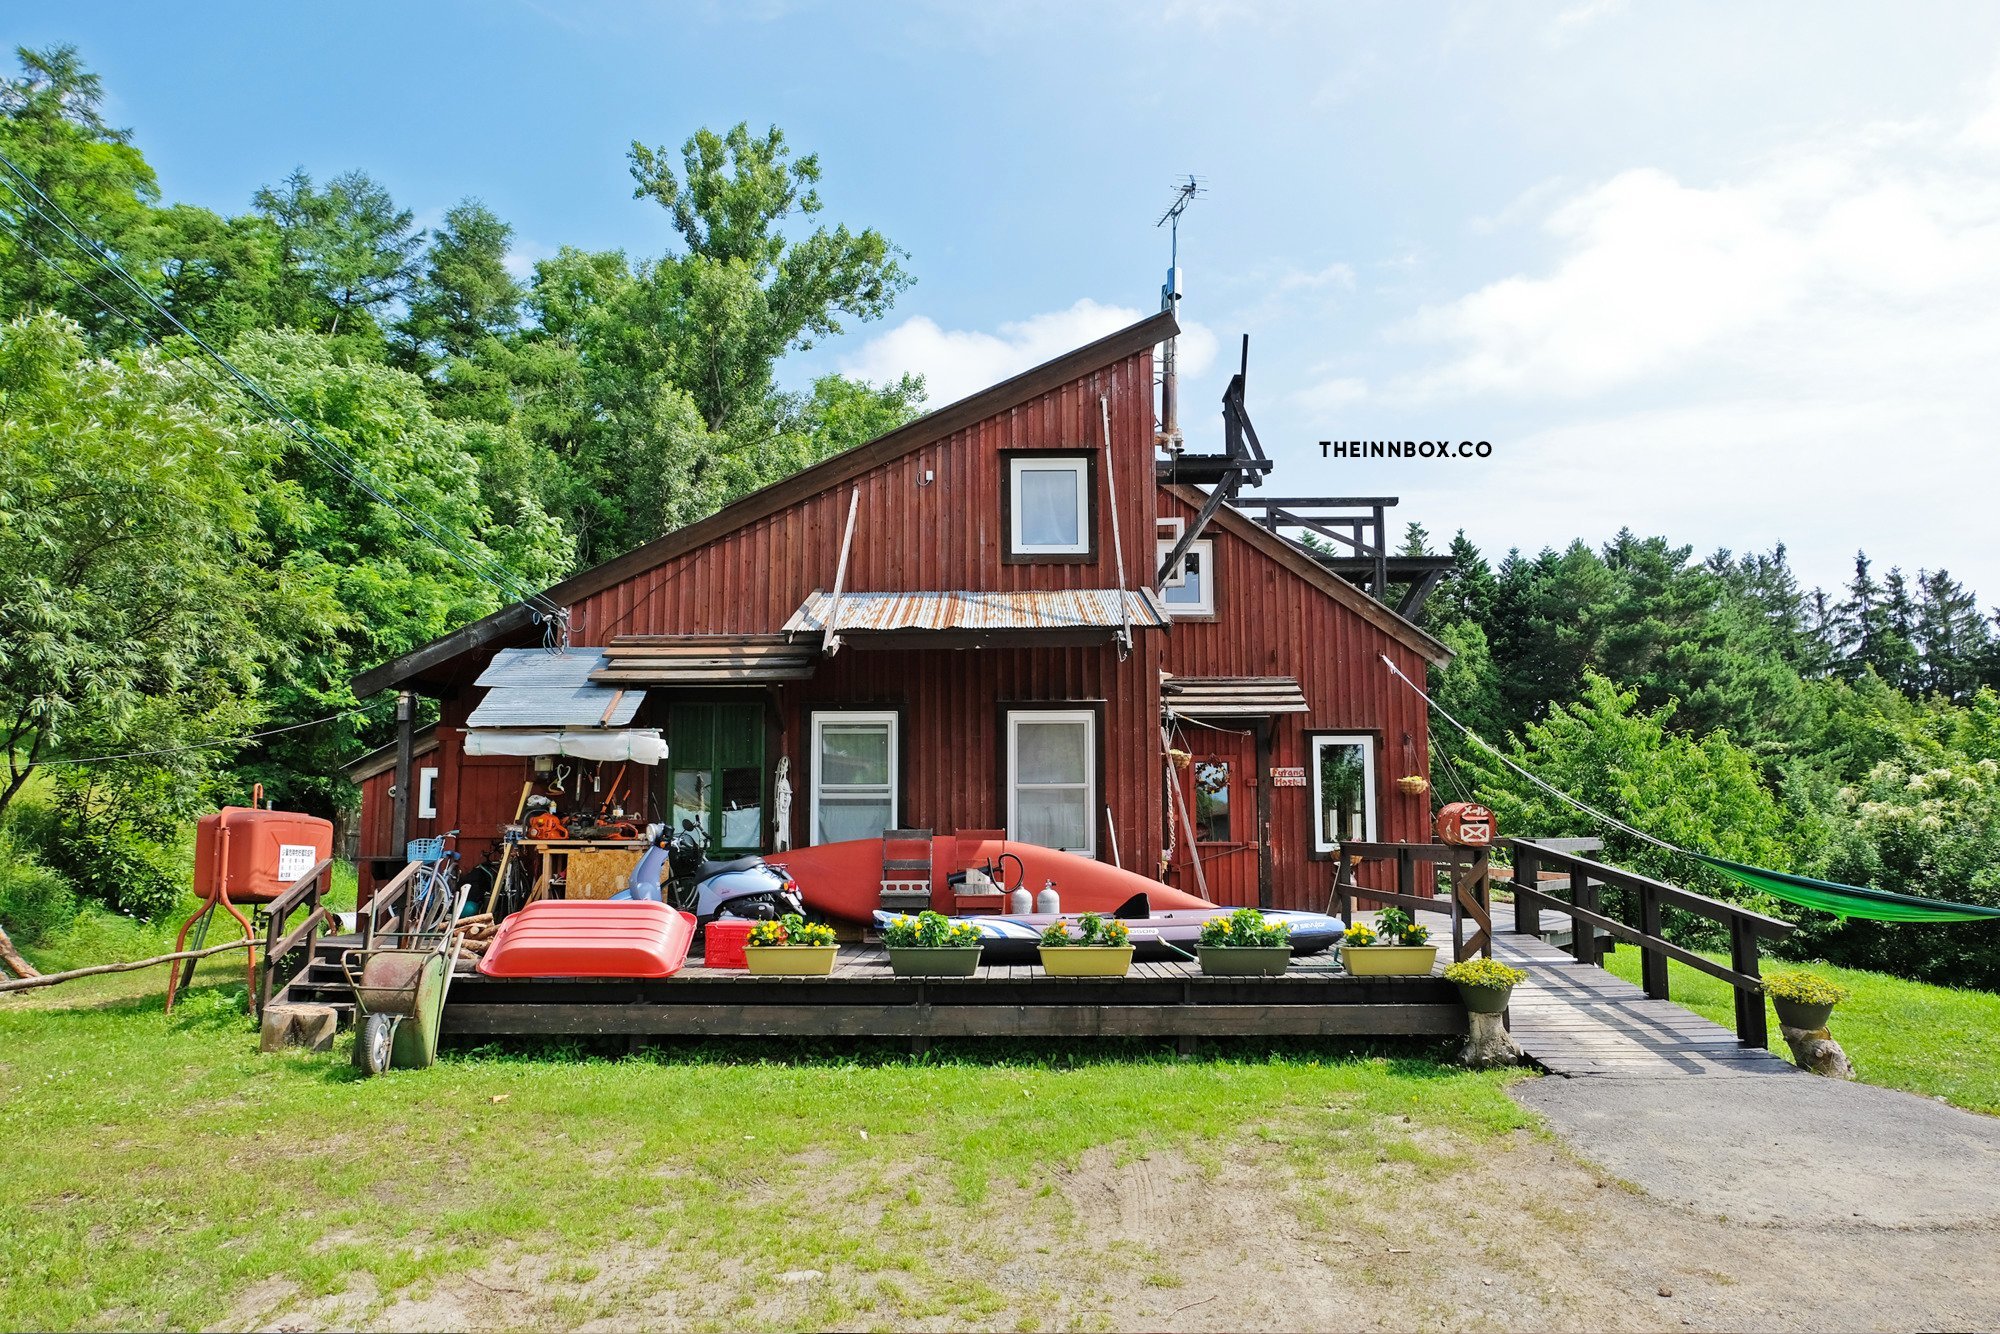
[469,649,644,727]
[783,589,1169,648]
[589,634,820,685]
[1162,675,1310,718]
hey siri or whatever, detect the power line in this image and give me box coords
[0,155,563,626]
[36,702,392,768]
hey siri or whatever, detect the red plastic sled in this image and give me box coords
[477,900,697,979]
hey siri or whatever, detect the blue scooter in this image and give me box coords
[614,821,806,937]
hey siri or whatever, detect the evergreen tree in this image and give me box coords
[1913,569,1994,701]
[395,199,524,376]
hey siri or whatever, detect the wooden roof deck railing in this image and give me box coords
[1501,837,1796,1048]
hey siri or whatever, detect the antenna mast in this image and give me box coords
[1155,175,1203,453]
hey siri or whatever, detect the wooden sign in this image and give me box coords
[1269,766,1307,788]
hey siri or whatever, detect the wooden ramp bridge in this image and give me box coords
[1337,837,1798,1079]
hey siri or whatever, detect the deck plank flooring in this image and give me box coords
[1482,905,1794,1079]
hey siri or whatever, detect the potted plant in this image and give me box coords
[1036,911,1134,977]
[1339,907,1438,976]
[882,909,984,976]
[1396,774,1431,796]
[1764,970,1849,1031]
[1442,957,1527,1013]
[743,913,840,976]
[1196,907,1293,976]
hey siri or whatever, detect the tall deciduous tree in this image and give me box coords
[395,199,524,376]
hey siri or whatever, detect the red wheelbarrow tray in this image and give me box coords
[477,900,698,979]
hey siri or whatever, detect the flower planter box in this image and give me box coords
[1340,944,1439,977]
[1454,981,1514,1014]
[1196,945,1292,977]
[1772,996,1835,1031]
[1037,945,1135,977]
[887,945,983,977]
[743,944,839,976]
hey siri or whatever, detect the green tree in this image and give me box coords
[1913,568,1993,701]
[625,122,912,435]
[251,167,422,344]
[395,199,524,376]
[0,45,161,342]
[0,313,281,913]
[220,329,571,813]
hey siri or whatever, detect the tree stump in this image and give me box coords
[260,1003,339,1054]
[0,922,38,979]
[1780,1023,1855,1080]
[1459,1011,1524,1069]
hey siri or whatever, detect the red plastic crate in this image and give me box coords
[704,918,753,969]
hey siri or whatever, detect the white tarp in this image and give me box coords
[464,728,668,765]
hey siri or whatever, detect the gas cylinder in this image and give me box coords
[1008,883,1033,914]
[1036,879,1060,914]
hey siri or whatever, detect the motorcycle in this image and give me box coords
[613,820,806,934]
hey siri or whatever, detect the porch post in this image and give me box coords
[391,689,414,856]
[1254,720,1274,909]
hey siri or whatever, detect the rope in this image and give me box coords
[1376,654,1678,855]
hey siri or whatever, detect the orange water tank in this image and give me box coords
[1435,802,1495,847]
[193,804,334,904]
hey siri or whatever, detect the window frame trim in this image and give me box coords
[1305,730,1380,856]
[1001,450,1098,564]
[1003,706,1100,856]
[1156,537,1216,617]
[807,708,902,846]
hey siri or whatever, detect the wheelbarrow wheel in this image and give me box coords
[356,1012,399,1076]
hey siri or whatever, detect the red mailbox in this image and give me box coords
[1436,801,1495,847]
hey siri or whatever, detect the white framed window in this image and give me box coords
[1309,734,1377,853]
[417,767,439,820]
[810,711,899,844]
[1008,455,1091,556]
[1006,709,1097,854]
[1157,538,1215,615]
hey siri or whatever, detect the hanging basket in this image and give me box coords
[1396,775,1431,796]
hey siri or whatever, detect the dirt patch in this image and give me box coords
[237,1125,2000,1332]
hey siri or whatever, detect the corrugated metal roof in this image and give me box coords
[784,588,1170,635]
[1162,675,1310,717]
[469,648,644,728]
[590,634,820,685]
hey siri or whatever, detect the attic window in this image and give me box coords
[1005,454,1095,561]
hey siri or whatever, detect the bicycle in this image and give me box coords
[403,830,463,939]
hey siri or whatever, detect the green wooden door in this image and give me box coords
[668,702,765,855]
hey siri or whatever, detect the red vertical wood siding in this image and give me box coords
[352,342,1436,914]
[1159,493,1433,910]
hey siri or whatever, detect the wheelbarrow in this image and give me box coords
[342,884,467,1076]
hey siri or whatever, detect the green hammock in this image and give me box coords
[1375,653,2000,927]
[1691,854,2000,924]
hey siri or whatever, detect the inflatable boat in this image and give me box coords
[871,900,1347,964]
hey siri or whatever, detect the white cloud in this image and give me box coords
[1353,69,2000,595]
[840,299,1217,407]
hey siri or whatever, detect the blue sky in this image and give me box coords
[19,1,2000,599]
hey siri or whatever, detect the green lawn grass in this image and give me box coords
[1598,946,2000,1114]
[0,952,1535,1331]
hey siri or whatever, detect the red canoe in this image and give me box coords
[766,833,1215,925]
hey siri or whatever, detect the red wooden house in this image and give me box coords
[348,310,1450,911]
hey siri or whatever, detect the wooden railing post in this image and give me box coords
[1638,882,1669,1000]
[1512,845,1540,936]
[1730,917,1766,1048]
[1397,848,1417,905]
[1571,866,1600,967]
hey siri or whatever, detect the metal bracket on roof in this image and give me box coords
[1156,335,1269,585]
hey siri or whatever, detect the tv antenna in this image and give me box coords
[1154,175,1204,452]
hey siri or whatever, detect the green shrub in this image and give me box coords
[0,850,78,944]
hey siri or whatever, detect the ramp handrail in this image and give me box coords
[1501,837,1795,1048]
[256,857,333,1016]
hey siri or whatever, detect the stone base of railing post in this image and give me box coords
[1459,1011,1524,1069]
[1779,1024,1856,1080]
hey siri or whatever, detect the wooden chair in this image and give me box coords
[879,829,935,914]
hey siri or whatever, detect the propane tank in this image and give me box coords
[1036,878,1060,914]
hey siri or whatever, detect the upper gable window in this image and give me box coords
[1006,454,1094,560]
